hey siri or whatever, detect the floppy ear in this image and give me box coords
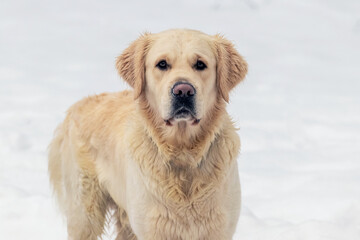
[214,35,248,102]
[116,33,151,99]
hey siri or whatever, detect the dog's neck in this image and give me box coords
[135,94,227,168]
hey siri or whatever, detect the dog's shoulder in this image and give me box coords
[67,90,134,115]
[61,90,136,142]
[64,90,133,123]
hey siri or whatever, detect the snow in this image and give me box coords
[1,0,360,239]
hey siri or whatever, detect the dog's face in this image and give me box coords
[117,29,247,130]
[145,30,217,126]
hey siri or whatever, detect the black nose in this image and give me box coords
[172,82,196,98]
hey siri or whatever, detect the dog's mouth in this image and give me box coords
[164,107,200,126]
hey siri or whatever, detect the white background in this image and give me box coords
[1,0,359,239]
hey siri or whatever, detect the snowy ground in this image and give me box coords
[1,0,360,239]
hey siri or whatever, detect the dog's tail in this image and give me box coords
[48,123,66,207]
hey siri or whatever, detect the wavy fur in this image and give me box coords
[48,29,247,240]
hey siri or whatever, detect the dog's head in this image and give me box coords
[116,29,247,133]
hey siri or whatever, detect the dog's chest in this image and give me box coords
[128,163,229,239]
[127,124,239,239]
[139,196,227,239]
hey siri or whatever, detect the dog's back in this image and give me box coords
[48,91,136,239]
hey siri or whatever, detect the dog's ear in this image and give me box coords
[116,33,151,99]
[213,35,248,102]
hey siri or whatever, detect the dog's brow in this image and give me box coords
[154,54,170,65]
[190,53,210,65]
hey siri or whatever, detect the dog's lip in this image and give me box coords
[164,108,200,126]
[174,108,193,117]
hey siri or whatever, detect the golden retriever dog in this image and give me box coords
[48,29,248,240]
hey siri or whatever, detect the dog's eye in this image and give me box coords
[194,60,207,71]
[156,60,169,71]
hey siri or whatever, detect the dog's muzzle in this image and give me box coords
[164,82,200,126]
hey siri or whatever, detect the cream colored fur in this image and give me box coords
[48,29,248,240]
